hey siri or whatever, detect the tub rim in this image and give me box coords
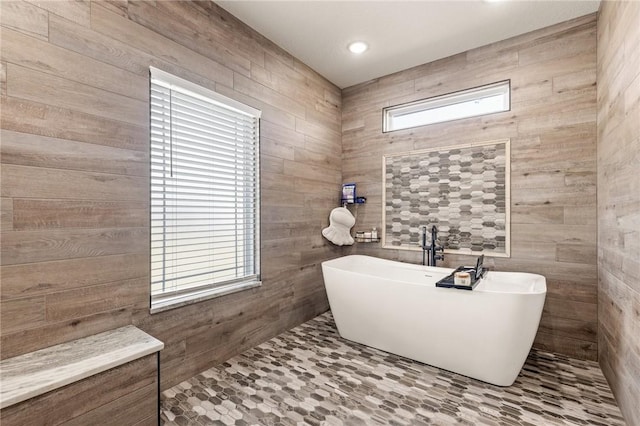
[322,254,547,295]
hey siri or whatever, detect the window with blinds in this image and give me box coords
[149,67,261,313]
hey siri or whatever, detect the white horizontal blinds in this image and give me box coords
[150,68,260,300]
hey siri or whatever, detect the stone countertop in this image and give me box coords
[0,326,164,409]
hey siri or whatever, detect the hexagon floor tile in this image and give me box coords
[161,312,625,426]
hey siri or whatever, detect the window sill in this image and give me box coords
[150,279,261,314]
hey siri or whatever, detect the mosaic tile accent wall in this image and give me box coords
[383,139,510,256]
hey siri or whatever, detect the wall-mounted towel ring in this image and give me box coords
[322,207,355,246]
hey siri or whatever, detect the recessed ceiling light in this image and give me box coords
[348,41,368,54]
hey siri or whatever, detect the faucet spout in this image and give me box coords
[420,226,428,266]
[423,225,445,267]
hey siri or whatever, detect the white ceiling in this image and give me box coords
[217,0,600,89]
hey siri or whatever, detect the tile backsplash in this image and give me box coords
[383,139,509,256]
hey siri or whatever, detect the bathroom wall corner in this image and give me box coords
[596,1,640,425]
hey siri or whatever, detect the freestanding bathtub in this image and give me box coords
[321,255,546,386]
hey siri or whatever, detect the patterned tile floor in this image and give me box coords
[161,312,625,426]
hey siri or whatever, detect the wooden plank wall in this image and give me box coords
[0,0,343,390]
[596,2,640,425]
[0,355,158,425]
[341,15,599,360]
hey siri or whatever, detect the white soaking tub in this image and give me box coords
[321,255,546,386]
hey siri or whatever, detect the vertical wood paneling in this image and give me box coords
[597,2,640,425]
[341,14,598,360]
[0,0,342,401]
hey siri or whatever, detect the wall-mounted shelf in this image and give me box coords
[356,237,380,243]
[355,231,379,243]
[341,196,367,205]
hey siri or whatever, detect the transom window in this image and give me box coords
[149,67,261,313]
[383,80,510,132]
